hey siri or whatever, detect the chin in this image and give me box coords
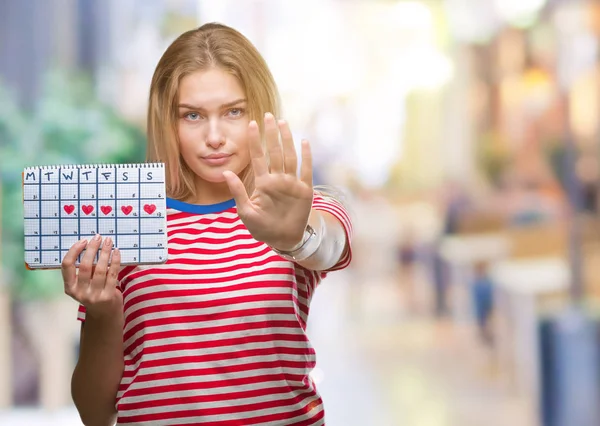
[197,168,239,184]
[199,172,228,183]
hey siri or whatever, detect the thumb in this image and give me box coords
[223,171,249,209]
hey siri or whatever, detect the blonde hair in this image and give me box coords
[146,22,281,201]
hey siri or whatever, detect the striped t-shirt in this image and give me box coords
[77,194,352,425]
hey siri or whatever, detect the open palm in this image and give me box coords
[223,113,313,251]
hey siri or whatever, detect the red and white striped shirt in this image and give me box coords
[78,194,352,425]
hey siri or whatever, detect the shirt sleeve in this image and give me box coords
[312,192,353,272]
[77,304,86,322]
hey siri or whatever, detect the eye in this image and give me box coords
[184,112,201,121]
[227,108,244,118]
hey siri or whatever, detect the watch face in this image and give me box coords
[305,224,315,237]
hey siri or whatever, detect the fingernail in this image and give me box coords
[79,239,88,246]
[93,234,101,241]
[264,112,273,119]
[104,237,112,247]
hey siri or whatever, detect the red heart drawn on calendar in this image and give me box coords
[121,205,133,215]
[63,205,75,215]
[100,205,112,215]
[82,205,94,215]
[143,204,156,215]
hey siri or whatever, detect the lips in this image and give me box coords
[202,153,232,166]
[203,153,231,159]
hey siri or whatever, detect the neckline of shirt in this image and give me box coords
[166,197,236,214]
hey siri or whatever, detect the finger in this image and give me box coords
[223,171,250,211]
[300,139,313,187]
[264,112,283,173]
[62,239,88,294]
[78,234,102,290]
[248,120,268,177]
[91,237,113,292]
[105,248,121,291]
[278,120,297,176]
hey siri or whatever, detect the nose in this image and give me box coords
[205,118,225,148]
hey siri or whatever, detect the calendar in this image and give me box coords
[23,163,168,269]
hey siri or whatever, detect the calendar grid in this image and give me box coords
[37,168,42,263]
[114,166,118,251]
[24,183,163,186]
[58,167,62,256]
[27,232,162,237]
[29,245,163,251]
[24,163,168,269]
[138,169,142,262]
[95,168,100,262]
[77,168,82,263]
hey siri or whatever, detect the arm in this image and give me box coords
[72,314,124,426]
[62,235,125,426]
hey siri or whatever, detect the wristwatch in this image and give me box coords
[271,223,321,262]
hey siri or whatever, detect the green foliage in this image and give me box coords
[0,70,146,300]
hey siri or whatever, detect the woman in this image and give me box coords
[61,23,352,425]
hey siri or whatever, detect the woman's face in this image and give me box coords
[177,68,251,195]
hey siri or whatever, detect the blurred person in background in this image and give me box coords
[471,261,495,346]
[396,230,420,314]
[430,182,472,318]
[60,23,352,426]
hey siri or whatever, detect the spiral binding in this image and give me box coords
[24,162,164,172]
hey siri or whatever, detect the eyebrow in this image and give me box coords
[178,98,247,110]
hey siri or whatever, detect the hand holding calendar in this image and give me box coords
[23,163,168,269]
[61,235,124,318]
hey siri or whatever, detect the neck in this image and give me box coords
[183,178,233,205]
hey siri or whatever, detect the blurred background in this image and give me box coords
[2,0,600,425]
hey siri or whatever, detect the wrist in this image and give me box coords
[270,213,325,262]
[85,301,124,323]
[271,233,306,253]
